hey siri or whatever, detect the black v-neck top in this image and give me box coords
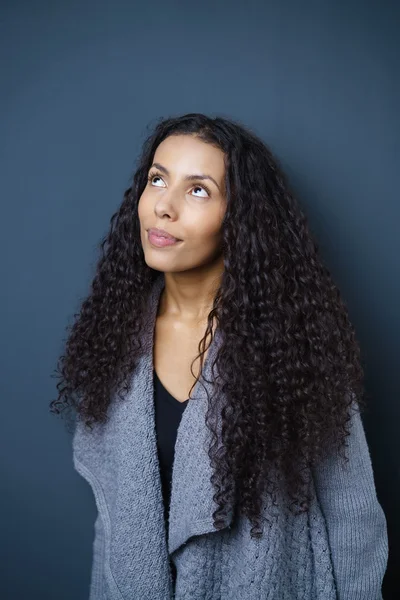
[153,369,188,587]
[153,368,189,525]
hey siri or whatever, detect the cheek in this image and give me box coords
[188,222,223,249]
[196,208,224,239]
[137,192,149,221]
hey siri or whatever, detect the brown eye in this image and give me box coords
[191,184,210,198]
[147,172,165,187]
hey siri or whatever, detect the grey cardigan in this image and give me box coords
[72,273,388,599]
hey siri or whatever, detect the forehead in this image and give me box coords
[153,135,225,179]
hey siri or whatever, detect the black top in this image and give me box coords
[153,368,189,587]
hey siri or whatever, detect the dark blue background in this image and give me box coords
[1,0,398,598]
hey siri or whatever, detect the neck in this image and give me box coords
[158,256,224,324]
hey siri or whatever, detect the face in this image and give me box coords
[138,134,227,274]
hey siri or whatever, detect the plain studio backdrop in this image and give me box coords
[0,0,398,598]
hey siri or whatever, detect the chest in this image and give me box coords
[153,315,212,402]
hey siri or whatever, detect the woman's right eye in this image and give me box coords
[147,172,165,186]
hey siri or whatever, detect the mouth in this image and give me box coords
[147,229,183,248]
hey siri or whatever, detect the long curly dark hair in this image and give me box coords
[50,112,365,538]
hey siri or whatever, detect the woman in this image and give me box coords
[51,113,388,599]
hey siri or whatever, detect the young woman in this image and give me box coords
[51,113,388,599]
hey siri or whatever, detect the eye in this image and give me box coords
[191,184,210,198]
[147,172,165,187]
[147,171,211,198]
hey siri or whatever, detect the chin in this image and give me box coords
[142,253,176,270]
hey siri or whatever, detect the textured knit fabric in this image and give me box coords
[72,272,388,600]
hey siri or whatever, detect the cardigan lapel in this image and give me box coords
[144,273,234,556]
[72,273,234,598]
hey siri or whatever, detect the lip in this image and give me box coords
[148,227,181,241]
[147,228,182,248]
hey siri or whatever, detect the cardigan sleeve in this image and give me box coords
[89,511,106,600]
[312,402,388,600]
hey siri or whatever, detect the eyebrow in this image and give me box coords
[150,162,221,192]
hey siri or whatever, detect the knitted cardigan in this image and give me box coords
[72,273,388,600]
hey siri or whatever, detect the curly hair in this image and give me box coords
[50,112,365,539]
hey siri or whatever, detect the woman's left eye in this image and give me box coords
[191,185,210,198]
